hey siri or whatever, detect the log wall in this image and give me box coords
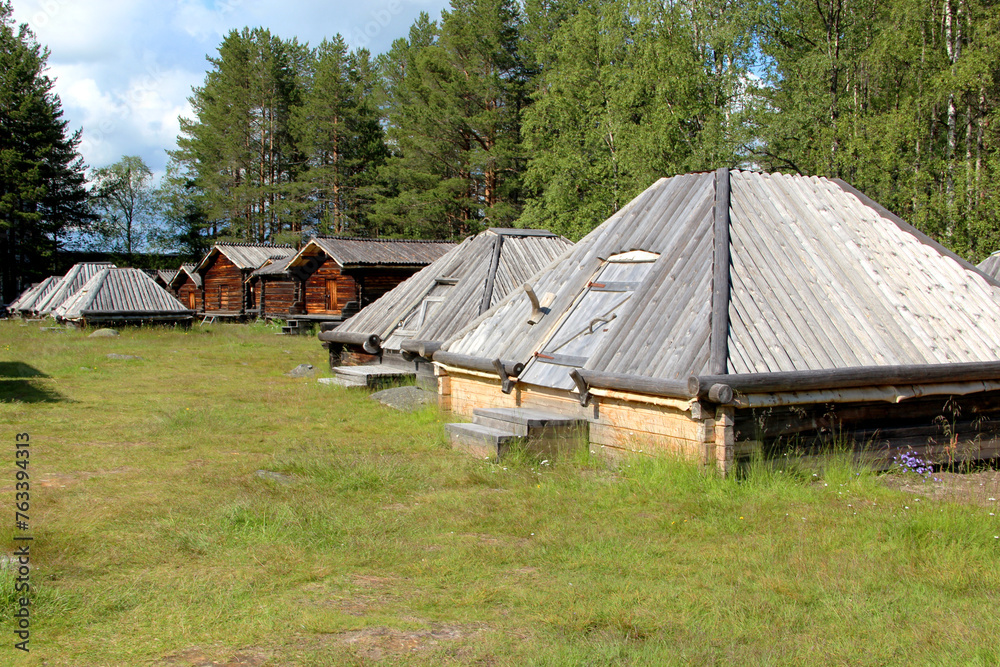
[441,371,715,463]
[258,278,296,318]
[304,260,358,315]
[202,255,245,313]
[176,278,201,311]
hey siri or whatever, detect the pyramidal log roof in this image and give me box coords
[9,276,60,313]
[977,251,1000,280]
[34,263,116,315]
[54,268,194,322]
[435,170,1000,405]
[322,228,573,355]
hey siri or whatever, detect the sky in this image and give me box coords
[10,0,452,182]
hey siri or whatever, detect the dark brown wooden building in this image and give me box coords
[248,255,298,319]
[195,243,295,318]
[284,237,455,323]
[168,264,203,312]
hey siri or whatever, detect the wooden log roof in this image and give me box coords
[328,229,572,353]
[9,276,60,313]
[250,254,296,278]
[54,268,194,321]
[168,264,202,290]
[195,243,295,272]
[288,236,455,270]
[438,170,1000,396]
[34,262,116,315]
[977,251,1000,280]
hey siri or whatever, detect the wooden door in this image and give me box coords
[187,291,196,309]
[325,279,338,312]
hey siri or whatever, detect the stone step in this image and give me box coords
[472,407,588,436]
[332,365,415,389]
[445,422,521,459]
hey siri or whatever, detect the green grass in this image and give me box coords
[1,321,999,665]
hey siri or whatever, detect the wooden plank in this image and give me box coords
[710,167,731,376]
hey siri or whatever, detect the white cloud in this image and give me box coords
[9,0,452,180]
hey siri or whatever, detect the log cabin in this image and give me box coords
[168,264,203,312]
[282,236,455,327]
[153,269,178,290]
[195,243,294,319]
[247,255,298,319]
[436,170,1000,473]
[318,229,573,384]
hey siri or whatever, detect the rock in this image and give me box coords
[255,470,295,485]
[106,353,142,361]
[286,363,315,378]
[89,328,119,338]
[369,386,437,413]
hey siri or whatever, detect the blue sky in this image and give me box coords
[10,0,452,181]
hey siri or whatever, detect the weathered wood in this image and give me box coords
[576,369,695,399]
[479,234,504,315]
[400,339,443,359]
[432,350,525,378]
[832,178,1000,291]
[715,405,735,475]
[691,360,1000,396]
[710,167,731,376]
[708,383,733,404]
[317,330,381,353]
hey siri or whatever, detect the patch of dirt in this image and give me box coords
[880,468,1000,506]
[159,646,271,666]
[36,468,130,488]
[459,532,531,548]
[302,623,489,662]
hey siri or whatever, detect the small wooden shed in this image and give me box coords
[168,264,203,311]
[320,229,573,373]
[283,236,455,323]
[247,255,298,319]
[435,170,1000,472]
[195,243,294,319]
[153,269,178,290]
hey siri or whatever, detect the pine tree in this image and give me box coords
[169,28,307,243]
[373,1,529,239]
[0,1,91,301]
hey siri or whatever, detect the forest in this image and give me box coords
[3,0,1000,300]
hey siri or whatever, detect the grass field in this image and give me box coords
[1,320,999,665]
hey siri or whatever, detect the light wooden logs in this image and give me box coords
[432,350,525,378]
[400,339,443,359]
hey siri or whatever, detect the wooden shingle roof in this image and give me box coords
[195,243,295,272]
[439,170,1000,393]
[289,236,455,270]
[328,229,572,353]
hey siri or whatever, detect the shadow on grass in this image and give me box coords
[0,379,66,403]
[0,361,49,379]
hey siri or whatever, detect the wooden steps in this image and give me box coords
[328,365,415,388]
[446,407,588,459]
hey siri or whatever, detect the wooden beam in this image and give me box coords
[710,167,732,376]
[432,350,525,378]
[576,369,695,400]
[317,330,381,354]
[690,360,1000,397]
[478,234,504,315]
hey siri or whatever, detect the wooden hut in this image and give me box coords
[153,269,178,290]
[195,243,294,319]
[168,264,203,311]
[282,237,455,329]
[8,276,60,316]
[318,229,573,386]
[247,255,298,320]
[436,170,1000,472]
[54,268,194,326]
[34,263,116,316]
